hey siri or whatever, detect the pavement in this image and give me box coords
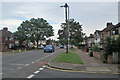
[47,47,120,74]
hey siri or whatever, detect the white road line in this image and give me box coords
[32,62,35,63]
[27,74,34,79]
[39,55,50,60]
[25,64,29,66]
[9,63,25,66]
[36,60,39,62]
[39,68,44,71]
[42,66,46,68]
[39,53,55,61]
[17,67,22,70]
[34,71,40,74]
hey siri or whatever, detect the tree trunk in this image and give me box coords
[37,41,39,49]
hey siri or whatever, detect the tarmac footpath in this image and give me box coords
[46,48,120,75]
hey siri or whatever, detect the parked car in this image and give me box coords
[44,45,55,53]
[60,45,64,48]
[38,45,44,49]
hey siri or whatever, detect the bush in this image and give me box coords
[102,52,108,63]
[12,45,26,50]
[104,37,115,55]
[92,45,100,52]
[76,44,85,49]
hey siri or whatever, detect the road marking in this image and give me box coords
[87,72,97,73]
[39,68,44,70]
[17,67,22,70]
[9,63,25,66]
[32,62,35,63]
[36,60,39,62]
[34,71,40,74]
[25,64,29,66]
[27,74,34,79]
[113,73,120,74]
[39,53,55,61]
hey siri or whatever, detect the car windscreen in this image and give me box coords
[46,45,52,47]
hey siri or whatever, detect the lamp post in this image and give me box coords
[60,3,70,53]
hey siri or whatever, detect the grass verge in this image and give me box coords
[51,48,84,64]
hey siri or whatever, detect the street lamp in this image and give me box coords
[60,3,70,53]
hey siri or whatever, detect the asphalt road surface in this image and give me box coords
[2,47,64,78]
[2,47,120,79]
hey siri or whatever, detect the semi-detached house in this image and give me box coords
[0,28,14,52]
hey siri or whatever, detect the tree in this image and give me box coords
[14,18,54,48]
[116,34,120,53]
[70,38,76,48]
[58,19,84,46]
[13,31,26,46]
[59,38,66,45]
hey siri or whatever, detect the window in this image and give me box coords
[6,37,8,41]
[9,44,13,48]
[115,28,119,35]
[9,37,14,41]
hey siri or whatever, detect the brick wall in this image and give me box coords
[93,52,102,60]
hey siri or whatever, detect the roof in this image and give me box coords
[88,34,94,38]
[102,23,114,32]
[114,22,120,28]
[0,29,13,37]
[94,30,102,35]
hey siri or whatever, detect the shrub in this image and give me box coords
[76,43,85,49]
[103,36,119,62]
[92,45,100,52]
[102,52,108,63]
[104,37,115,55]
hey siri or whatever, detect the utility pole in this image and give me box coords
[60,3,70,53]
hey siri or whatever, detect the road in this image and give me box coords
[2,47,119,79]
[2,47,64,78]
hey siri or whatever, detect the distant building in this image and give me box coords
[82,36,88,47]
[87,34,94,48]
[94,30,102,48]
[0,28,14,52]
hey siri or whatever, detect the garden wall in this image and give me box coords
[93,52,102,60]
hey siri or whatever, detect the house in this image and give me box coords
[82,36,88,47]
[99,22,120,48]
[0,28,14,52]
[94,30,102,48]
[87,34,94,48]
[50,39,55,45]
[113,22,120,38]
[34,39,47,47]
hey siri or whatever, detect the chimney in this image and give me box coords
[107,22,113,27]
[3,27,8,31]
[90,34,93,36]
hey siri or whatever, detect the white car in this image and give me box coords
[38,45,44,49]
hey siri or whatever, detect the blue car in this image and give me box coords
[44,45,55,53]
[60,45,64,48]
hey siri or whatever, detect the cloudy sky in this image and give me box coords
[0,1,119,40]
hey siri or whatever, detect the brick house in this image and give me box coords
[0,28,14,52]
[99,22,120,48]
[113,22,120,38]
